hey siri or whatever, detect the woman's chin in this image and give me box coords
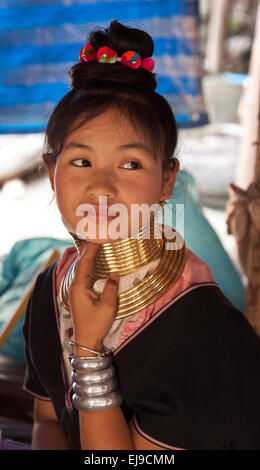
[80,234,129,245]
[75,219,131,244]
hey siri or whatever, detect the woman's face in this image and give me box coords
[46,108,179,245]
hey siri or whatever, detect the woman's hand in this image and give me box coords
[68,242,119,349]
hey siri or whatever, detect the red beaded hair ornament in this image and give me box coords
[79,43,155,72]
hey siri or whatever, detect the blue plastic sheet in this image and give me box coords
[0,0,208,133]
[0,237,72,359]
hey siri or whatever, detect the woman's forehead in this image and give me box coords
[65,108,151,148]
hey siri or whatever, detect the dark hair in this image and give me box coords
[43,20,178,173]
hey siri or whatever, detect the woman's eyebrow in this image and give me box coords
[63,142,92,151]
[63,141,150,154]
[118,143,150,154]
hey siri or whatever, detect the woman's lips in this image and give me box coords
[84,207,119,220]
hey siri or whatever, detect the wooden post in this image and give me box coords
[232,2,260,334]
[245,97,260,335]
[235,1,260,189]
[205,0,229,73]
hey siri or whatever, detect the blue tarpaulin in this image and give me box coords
[0,0,208,133]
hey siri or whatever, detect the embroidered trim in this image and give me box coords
[22,386,51,402]
[113,282,218,357]
[133,414,185,450]
[52,263,74,415]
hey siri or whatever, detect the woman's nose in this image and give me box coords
[85,169,118,200]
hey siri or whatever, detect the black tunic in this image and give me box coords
[23,261,260,450]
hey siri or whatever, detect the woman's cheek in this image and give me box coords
[54,178,77,225]
[132,179,161,205]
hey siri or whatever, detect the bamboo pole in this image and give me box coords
[245,97,260,335]
[205,0,229,73]
[0,249,60,350]
[231,1,260,334]
[235,1,260,189]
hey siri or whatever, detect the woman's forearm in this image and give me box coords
[74,340,133,450]
[69,245,132,449]
[79,406,134,450]
[32,421,71,450]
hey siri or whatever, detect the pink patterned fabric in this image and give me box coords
[119,248,217,345]
[55,246,78,295]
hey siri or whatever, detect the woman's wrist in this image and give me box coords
[73,337,105,357]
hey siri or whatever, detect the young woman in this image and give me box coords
[23,20,260,450]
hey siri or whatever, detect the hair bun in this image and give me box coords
[69,19,157,92]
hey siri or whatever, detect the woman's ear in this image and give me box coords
[161,158,180,200]
[43,154,56,191]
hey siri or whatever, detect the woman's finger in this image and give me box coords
[100,273,120,312]
[74,243,99,288]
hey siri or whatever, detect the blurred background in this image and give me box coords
[0,0,260,448]
[0,0,257,249]
[0,1,258,263]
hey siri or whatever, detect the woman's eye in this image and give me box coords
[121,161,141,170]
[71,159,90,167]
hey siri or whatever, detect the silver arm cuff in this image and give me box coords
[71,365,116,384]
[72,377,118,397]
[72,390,123,411]
[69,353,113,371]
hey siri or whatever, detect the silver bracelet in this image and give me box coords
[71,366,116,385]
[68,353,113,371]
[72,390,123,411]
[69,340,112,358]
[73,377,118,397]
